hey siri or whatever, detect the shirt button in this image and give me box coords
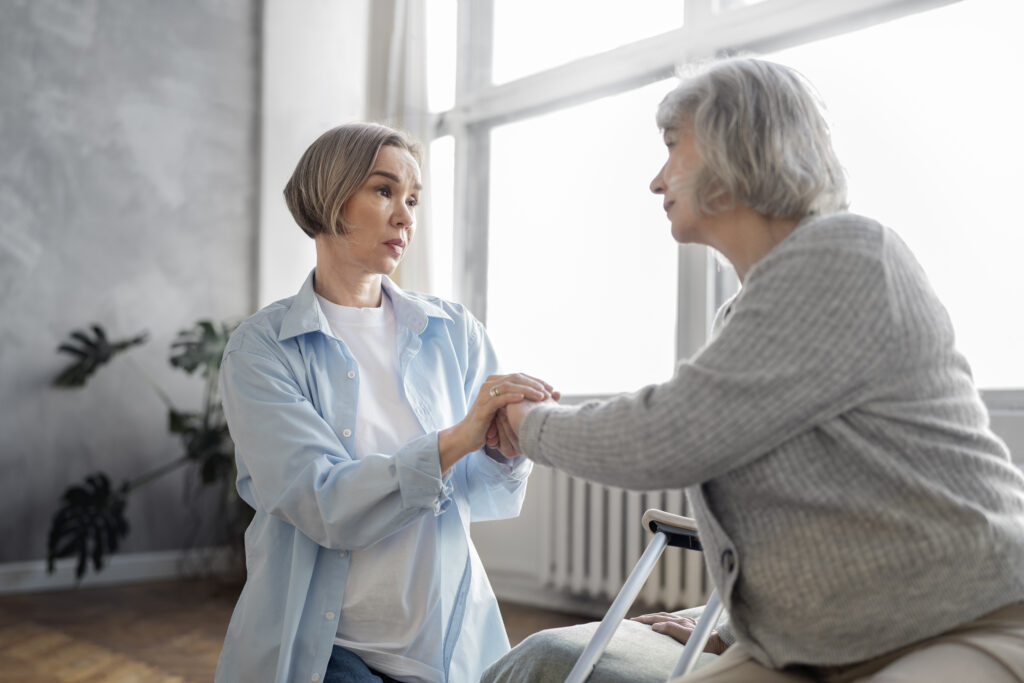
[311,675,320,681]
[325,611,335,620]
[342,429,352,437]
[339,551,347,558]
[347,370,356,379]
[721,549,736,573]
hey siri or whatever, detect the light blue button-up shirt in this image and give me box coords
[214,272,532,683]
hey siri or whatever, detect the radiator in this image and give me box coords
[542,470,711,610]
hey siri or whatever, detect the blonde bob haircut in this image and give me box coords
[284,122,422,238]
[656,57,848,220]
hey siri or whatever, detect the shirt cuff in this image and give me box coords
[395,431,453,515]
[480,448,533,480]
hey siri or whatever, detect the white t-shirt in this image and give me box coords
[317,291,444,683]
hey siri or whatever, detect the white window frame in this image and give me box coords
[433,0,1023,415]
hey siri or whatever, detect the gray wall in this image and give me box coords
[0,0,260,563]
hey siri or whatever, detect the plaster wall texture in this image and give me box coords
[0,0,260,564]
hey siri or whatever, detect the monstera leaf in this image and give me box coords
[170,320,234,377]
[53,325,148,387]
[169,409,235,484]
[47,473,130,579]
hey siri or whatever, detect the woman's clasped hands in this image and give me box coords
[484,373,561,459]
[438,373,559,471]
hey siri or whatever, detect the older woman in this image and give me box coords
[505,58,1024,682]
[215,123,555,683]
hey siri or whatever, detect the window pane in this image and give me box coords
[492,1,684,84]
[487,80,678,395]
[770,0,1024,389]
[427,136,455,301]
[426,0,456,112]
[716,0,770,10]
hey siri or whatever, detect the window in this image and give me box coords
[427,135,455,301]
[427,0,1020,403]
[486,80,678,393]
[425,0,457,113]
[768,0,1024,389]
[491,0,683,84]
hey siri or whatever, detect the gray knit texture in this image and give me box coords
[519,212,1024,668]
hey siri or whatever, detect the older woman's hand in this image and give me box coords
[630,613,728,655]
[503,397,550,436]
[485,409,522,458]
[438,374,553,472]
[487,386,561,458]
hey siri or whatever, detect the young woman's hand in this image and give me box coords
[438,373,554,472]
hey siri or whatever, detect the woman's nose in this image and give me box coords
[650,166,666,195]
[393,202,414,228]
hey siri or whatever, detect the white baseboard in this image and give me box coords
[8,552,605,617]
[488,570,611,620]
[0,546,234,595]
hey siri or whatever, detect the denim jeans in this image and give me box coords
[323,645,403,683]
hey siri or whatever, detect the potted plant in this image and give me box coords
[46,321,249,580]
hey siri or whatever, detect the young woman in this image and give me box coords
[215,122,555,683]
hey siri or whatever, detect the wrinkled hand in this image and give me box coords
[439,373,552,472]
[483,408,520,458]
[487,387,560,459]
[630,612,728,655]
[502,394,556,438]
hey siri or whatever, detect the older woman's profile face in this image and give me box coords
[650,127,706,245]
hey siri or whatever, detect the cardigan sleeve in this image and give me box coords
[518,238,896,490]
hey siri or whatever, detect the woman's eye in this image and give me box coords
[407,198,418,208]
[376,186,391,198]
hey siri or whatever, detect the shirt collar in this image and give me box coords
[278,270,452,341]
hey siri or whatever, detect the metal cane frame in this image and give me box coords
[565,510,725,683]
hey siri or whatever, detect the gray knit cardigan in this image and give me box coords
[519,212,1024,668]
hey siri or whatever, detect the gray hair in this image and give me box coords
[656,57,848,219]
[284,122,422,238]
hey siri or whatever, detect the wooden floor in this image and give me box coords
[0,579,593,682]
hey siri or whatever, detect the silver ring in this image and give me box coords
[489,386,500,398]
